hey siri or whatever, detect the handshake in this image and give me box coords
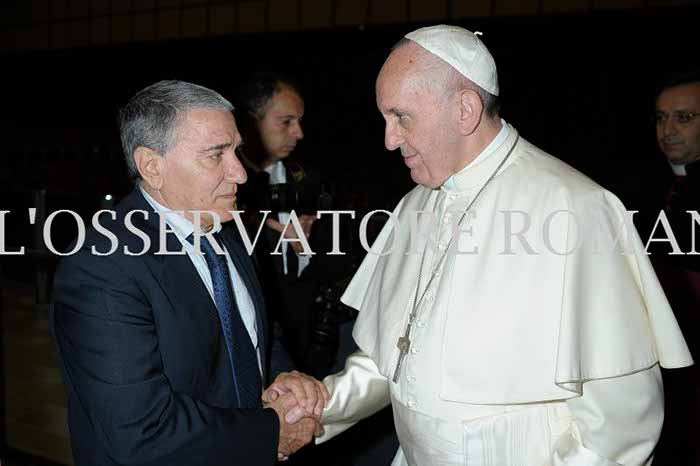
[263,370,330,461]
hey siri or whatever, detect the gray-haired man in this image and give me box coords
[51,80,327,466]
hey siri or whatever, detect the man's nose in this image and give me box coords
[384,122,402,151]
[225,153,247,184]
[291,122,304,140]
[661,117,678,137]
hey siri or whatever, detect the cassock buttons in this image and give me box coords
[407,375,416,382]
[407,400,417,408]
[417,320,426,327]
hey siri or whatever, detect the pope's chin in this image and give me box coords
[409,170,430,188]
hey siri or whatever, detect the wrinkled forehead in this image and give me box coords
[378,43,424,81]
[175,107,239,143]
[376,44,430,99]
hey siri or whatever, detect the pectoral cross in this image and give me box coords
[392,326,412,383]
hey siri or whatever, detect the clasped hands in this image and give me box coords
[263,370,329,461]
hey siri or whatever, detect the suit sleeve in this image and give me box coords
[52,252,280,466]
[554,365,664,466]
[316,351,391,443]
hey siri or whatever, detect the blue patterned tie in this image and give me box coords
[196,233,262,408]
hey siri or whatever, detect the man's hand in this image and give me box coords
[267,392,320,461]
[265,215,316,254]
[262,371,329,422]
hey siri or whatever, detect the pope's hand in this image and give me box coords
[262,371,329,423]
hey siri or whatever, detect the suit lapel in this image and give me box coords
[125,189,226,358]
[122,189,267,385]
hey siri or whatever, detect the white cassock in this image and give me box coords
[316,122,693,465]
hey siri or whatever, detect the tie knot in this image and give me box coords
[187,232,225,259]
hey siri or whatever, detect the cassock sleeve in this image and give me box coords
[554,365,663,466]
[316,351,391,443]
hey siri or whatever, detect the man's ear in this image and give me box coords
[134,147,164,189]
[456,89,484,136]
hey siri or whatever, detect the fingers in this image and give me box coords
[277,417,317,459]
[313,378,330,417]
[261,386,281,404]
[266,217,301,240]
[287,375,327,417]
[265,218,285,233]
[278,371,313,412]
[285,405,305,424]
[290,241,305,254]
[266,371,329,420]
[299,215,316,238]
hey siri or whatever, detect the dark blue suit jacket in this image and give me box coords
[51,188,280,466]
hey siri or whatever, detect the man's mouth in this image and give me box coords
[662,139,683,147]
[219,188,237,201]
[403,154,419,168]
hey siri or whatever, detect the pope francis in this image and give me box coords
[265,25,694,465]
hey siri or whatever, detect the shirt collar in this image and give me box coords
[442,119,511,192]
[263,160,287,184]
[669,161,687,176]
[139,186,222,241]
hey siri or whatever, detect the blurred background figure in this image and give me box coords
[641,70,700,466]
[233,72,397,466]
[234,72,320,379]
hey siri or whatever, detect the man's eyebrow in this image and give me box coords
[201,142,232,153]
[386,107,405,116]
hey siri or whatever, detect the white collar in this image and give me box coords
[139,186,222,240]
[263,160,287,184]
[442,119,511,192]
[669,162,687,176]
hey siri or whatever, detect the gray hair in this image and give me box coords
[118,80,234,182]
[392,38,500,118]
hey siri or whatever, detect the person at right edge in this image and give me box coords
[266,25,694,465]
[644,70,700,465]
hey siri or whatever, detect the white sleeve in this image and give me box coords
[316,350,391,444]
[554,365,664,466]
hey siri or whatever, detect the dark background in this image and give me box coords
[2,7,699,275]
[0,3,699,465]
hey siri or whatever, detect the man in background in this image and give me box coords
[237,72,398,465]
[235,72,346,378]
[647,70,700,465]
